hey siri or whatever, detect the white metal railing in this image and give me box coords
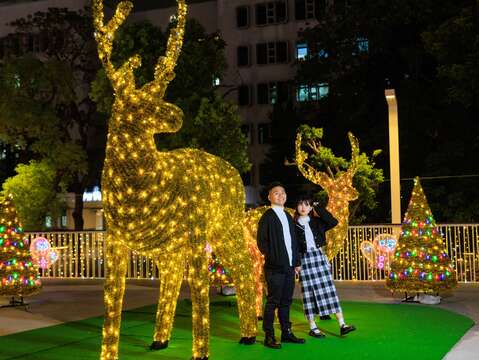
[27,224,479,282]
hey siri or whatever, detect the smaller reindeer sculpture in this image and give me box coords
[295,131,360,260]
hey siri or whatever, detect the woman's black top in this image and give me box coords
[294,207,338,254]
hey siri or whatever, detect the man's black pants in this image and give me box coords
[262,267,295,336]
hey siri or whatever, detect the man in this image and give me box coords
[257,182,305,349]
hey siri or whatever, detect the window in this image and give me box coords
[296,83,329,102]
[45,216,53,228]
[61,214,68,228]
[256,41,289,65]
[236,6,250,28]
[237,46,251,66]
[257,81,289,105]
[213,77,220,86]
[238,85,252,106]
[258,123,272,144]
[295,0,322,20]
[255,1,288,26]
[257,83,269,104]
[356,37,369,54]
[241,124,253,144]
[296,42,308,60]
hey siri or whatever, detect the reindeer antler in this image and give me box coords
[152,1,187,86]
[93,0,187,95]
[345,132,360,178]
[93,1,136,89]
[295,132,333,188]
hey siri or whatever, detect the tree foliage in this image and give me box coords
[2,160,66,230]
[0,7,102,229]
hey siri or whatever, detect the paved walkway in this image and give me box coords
[0,280,477,359]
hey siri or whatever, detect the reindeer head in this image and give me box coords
[295,130,360,205]
[92,0,187,134]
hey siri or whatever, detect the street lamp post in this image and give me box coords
[385,89,401,224]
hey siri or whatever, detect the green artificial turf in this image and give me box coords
[0,299,474,360]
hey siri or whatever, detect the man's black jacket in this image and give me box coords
[257,208,301,272]
[294,207,338,254]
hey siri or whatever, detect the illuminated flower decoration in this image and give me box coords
[30,237,62,270]
[360,233,398,270]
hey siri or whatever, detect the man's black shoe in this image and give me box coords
[281,330,306,344]
[340,324,356,336]
[264,335,282,349]
[239,336,256,345]
[191,357,208,360]
[320,315,332,320]
[150,340,168,350]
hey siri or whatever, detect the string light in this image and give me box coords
[295,131,360,260]
[0,195,42,297]
[386,177,457,292]
[92,1,257,359]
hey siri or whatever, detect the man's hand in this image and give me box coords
[294,266,301,275]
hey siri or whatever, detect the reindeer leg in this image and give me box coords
[248,242,265,318]
[101,238,128,360]
[150,252,184,350]
[214,224,258,343]
[189,242,210,360]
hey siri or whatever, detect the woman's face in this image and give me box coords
[297,201,312,216]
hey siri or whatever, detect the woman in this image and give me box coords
[294,196,356,338]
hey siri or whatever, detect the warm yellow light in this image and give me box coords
[93,1,257,359]
[295,131,360,260]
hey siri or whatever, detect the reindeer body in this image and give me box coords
[94,1,257,359]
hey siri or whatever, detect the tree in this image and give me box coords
[0,195,42,298]
[387,177,457,293]
[294,0,478,222]
[422,3,479,109]
[90,19,250,171]
[2,160,66,230]
[0,7,103,230]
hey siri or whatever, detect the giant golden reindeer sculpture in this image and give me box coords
[92,1,257,359]
[295,131,360,260]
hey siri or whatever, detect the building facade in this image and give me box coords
[0,0,324,228]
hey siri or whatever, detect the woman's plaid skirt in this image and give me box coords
[300,248,342,319]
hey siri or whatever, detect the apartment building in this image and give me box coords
[0,0,324,227]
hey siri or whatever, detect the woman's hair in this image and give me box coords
[293,195,317,221]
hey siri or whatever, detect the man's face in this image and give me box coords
[268,186,287,207]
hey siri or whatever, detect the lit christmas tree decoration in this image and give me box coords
[0,195,42,298]
[93,1,257,359]
[386,177,457,293]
